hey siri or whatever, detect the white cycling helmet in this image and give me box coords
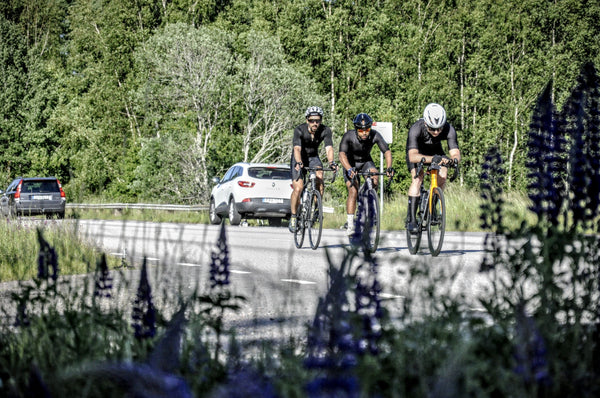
[305,106,324,118]
[423,103,446,129]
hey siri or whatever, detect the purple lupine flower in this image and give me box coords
[304,258,365,397]
[305,375,360,398]
[14,298,30,327]
[354,261,383,356]
[36,228,59,281]
[527,82,565,225]
[513,302,551,388]
[562,62,600,226]
[94,253,113,298]
[210,369,278,398]
[132,258,156,339]
[210,222,230,289]
[479,147,506,272]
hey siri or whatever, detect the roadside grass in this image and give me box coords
[0,218,119,282]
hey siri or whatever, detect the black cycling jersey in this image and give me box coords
[292,123,334,163]
[339,129,390,166]
[406,119,459,156]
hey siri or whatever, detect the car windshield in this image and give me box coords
[248,167,289,180]
[23,180,59,193]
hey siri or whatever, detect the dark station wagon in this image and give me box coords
[0,177,66,219]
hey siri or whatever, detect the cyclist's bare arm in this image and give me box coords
[449,148,461,164]
[325,145,335,165]
[293,146,302,169]
[338,152,352,174]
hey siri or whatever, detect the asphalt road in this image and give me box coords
[75,220,492,344]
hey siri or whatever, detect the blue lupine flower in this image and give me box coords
[36,228,59,281]
[210,222,231,288]
[65,362,192,398]
[305,375,360,398]
[527,82,566,225]
[210,368,278,398]
[94,253,113,298]
[562,62,600,226]
[132,258,156,339]
[513,303,551,387]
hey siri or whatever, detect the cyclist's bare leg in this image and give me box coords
[316,169,325,197]
[408,168,424,196]
[407,168,424,233]
[345,180,358,214]
[438,166,448,191]
[369,167,379,190]
[291,178,304,215]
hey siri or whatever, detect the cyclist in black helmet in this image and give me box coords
[339,113,394,236]
[289,106,338,233]
[405,103,461,234]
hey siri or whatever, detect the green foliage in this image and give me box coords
[2,0,600,201]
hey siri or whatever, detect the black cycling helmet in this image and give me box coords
[305,106,324,118]
[353,113,373,130]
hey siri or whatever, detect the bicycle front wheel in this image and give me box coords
[365,189,380,252]
[353,189,380,252]
[406,215,422,255]
[427,187,446,256]
[308,190,323,250]
[294,197,306,249]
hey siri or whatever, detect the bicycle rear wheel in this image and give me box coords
[308,190,323,250]
[427,187,446,256]
[294,195,306,249]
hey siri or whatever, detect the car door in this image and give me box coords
[213,166,237,211]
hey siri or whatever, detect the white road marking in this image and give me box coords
[281,279,316,285]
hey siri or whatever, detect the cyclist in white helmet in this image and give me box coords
[289,106,338,233]
[405,103,461,234]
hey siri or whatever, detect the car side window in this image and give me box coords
[221,168,234,183]
[233,166,243,179]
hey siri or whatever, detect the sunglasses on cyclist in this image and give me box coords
[427,126,442,133]
[357,128,370,133]
[307,118,321,124]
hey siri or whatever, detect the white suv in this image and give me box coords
[209,163,292,226]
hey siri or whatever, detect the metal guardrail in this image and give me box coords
[66,203,208,211]
[66,203,334,213]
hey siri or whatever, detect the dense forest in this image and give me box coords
[1,0,599,202]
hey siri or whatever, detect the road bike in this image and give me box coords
[406,157,459,256]
[294,166,337,250]
[350,170,391,253]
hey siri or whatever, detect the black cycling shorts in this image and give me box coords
[290,155,323,181]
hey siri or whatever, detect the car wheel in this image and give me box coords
[268,218,283,227]
[229,199,242,226]
[209,199,222,225]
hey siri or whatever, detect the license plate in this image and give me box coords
[263,198,283,204]
[33,195,52,200]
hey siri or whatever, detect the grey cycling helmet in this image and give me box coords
[423,103,446,129]
[305,106,324,118]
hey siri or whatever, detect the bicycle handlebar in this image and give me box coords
[414,157,460,182]
[302,166,338,183]
[353,170,393,190]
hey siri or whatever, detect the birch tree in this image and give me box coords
[134,23,233,200]
[237,30,323,164]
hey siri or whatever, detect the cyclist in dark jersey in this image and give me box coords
[405,103,461,234]
[289,106,337,233]
[339,113,394,236]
